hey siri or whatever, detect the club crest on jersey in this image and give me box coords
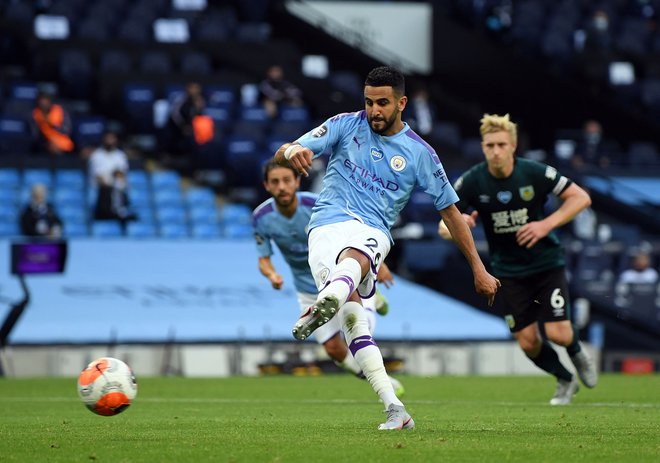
[519,185,535,201]
[312,125,328,138]
[390,155,406,172]
[370,147,384,162]
[505,315,515,329]
[497,191,512,204]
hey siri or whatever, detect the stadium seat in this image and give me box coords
[140,50,173,74]
[62,221,88,237]
[0,117,32,155]
[73,116,106,149]
[156,206,187,225]
[99,49,132,75]
[58,204,87,224]
[235,22,271,42]
[117,19,151,44]
[127,170,150,190]
[9,81,39,101]
[191,223,222,239]
[55,169,86,190]
[160,223,189,239]
[0,169,21,189]
[219,203,252,225]
[151,170,181,189]
[54,188,86,208]
[23,169,53,188]
[123,83,156,132]
[127,189,152,209]
[0,188,19,206]
[185,187,216,208]
[239,105,269,122]
[59,49,93,99]
[126,222,157,238]
[76,16,111,41]
[222,222,253,239]
[0,204,19,223]
[180,52,212,75]
[91,221,124,237]
[279,105,310,123]
[206,85,236,107]
[154,189,184,208]
[0,222,20,237]
[189,204,219,225]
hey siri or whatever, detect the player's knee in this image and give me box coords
[518,336,541,355]
[546,326,574,346]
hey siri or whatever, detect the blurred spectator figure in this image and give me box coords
[618,251,659,285]
[93,170,137,229]
[88,131,129,188]
[259,65,304,118]
[584,9,612,52]
[407,87,435,136]
[166,82,214,160]
[572,120,614,170]
[20,184,63,238]
[572,204,598,241]
[31,92,74,155]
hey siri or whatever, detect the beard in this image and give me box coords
[368,109,398,135]
[275,193,295,208]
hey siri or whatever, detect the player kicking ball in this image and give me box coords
[275,66,499,429]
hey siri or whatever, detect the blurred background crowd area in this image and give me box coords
[0,0,659,348]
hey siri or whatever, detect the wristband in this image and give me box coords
[283,144,297,160]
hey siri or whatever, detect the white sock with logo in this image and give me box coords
[336,353,362,376]
[318,258,362,307]
[340,301,402,408]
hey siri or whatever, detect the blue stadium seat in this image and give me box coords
[279,105,310,123]
[73,116,106,149]
[0,204,19,222]
[185,187,216,208]
[154,189,184,208]
[206,85,236,107]
[222,222,253,239]
[140,50,173,74]
[55,169,85,190]
[99,49,132,74]
[189,205,219,225]
[77,16,111,41]
[160,223,189,239]
[0,168,21,189]
[127,170,150,190]
[224,135,260,160]
[0,222,20,237]
[192,223,222,239]
[23,169,53,188]
[54,188,86,208]
[0,117,32,155]
[180,51,212,75]
[128,189,152,208]
[9,81,39,101]
[58,204,87,223]
[63,222,89,238]
[91,221,124,237]
[0,189,19,205]
[235,22,271,42]
[239,105,269,122]
[132,207,155,225]
[123,83,156,132]
[151,170,181,189]
[156,206,187,225]
[126,222,157,238]
[219,203,252,225]
[59,49,93,99]
[117,19,151,44]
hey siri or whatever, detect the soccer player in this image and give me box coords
[438,113,598,405]
[274,66,500,429]
[253,160,404,396]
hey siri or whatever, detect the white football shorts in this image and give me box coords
[308,219,391,299]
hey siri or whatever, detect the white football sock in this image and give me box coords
[340,301,402,408]
[318,258,362,307]
[335,353,362,376]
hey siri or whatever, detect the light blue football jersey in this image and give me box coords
[252,191,318,294]
[296,110,458,242]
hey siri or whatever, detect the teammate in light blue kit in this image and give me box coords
[253,160,403,395]
[274,66,500,430]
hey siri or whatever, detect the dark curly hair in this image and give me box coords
[364,66,405,96]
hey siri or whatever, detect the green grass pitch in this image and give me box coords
[1,374,658,462]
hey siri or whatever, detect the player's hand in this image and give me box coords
[516,221,551,249]
[474,269,501,307]
[269,273,284,290]
[287,146,314,177]
[463,211,478,228]
[377,264,394,289]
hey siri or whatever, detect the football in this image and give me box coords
[77,357,137,416]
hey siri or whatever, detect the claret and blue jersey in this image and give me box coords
[252,191,318,294]
[296,110,458,242]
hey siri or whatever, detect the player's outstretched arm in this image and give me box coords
[258,256,284,290]
[439,205,500,306]
[274,143,314,177]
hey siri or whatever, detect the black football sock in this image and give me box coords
[528,341,573,382]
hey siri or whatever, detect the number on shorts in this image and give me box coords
[550,288,565,309]
[364,237,378,252]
